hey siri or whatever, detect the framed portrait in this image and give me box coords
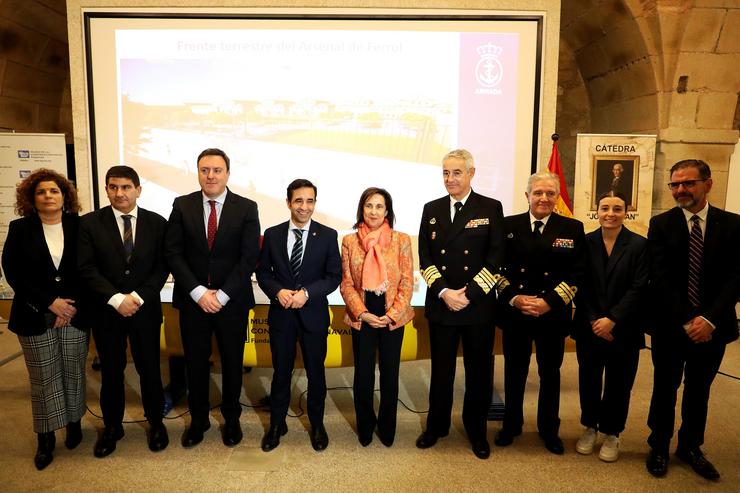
[591,156,639,211]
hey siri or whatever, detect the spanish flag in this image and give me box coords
[547,134,573,217]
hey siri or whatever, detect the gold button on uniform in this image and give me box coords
[441,249,446,254]
[520,268,525,273]
[544,272,549,277]
[464,266,469,271]
[441,266,447,271]
[464,250,469,255]
[518,284,524,289]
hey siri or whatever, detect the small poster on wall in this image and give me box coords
[574,134,656,236]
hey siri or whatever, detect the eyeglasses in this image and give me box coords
[667,179,706,190]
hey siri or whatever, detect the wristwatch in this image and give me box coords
[301,287,309,299]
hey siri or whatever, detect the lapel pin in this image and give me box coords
[312,232,316,236]
[430,217,436,224]
[507,233,514,238]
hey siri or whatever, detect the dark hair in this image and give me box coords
[14,168,81,217]
[669,159,711,180]
[354,187,395,229]
[286,179,317,201]
[105,165,140,187]
[197,148,230,171]
[596,190,627,209]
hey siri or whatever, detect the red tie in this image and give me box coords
[207,200,217,251]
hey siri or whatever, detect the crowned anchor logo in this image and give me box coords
[475,43,503,88]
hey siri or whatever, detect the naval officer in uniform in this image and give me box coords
[415,149,505,459]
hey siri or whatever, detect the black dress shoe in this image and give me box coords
[358,433,373,447]
[377,431,394,448]
[93,425,124,458]
[646,449,669,477]
[34,432,55,470]
[675,447,720,480]
[65,420,82,450]
[416,430,447,449]
[494,428,521,447]
[471,439,491,459]
[261,422,288,452]
[540,433,564,455]
[181,421,210,448]
[148,422,169,452]
[310,424,329,451]
[222,420,243,447]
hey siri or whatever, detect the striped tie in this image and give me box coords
[687,215,703,307]
[290,229,304,278]
[122,214,134,263]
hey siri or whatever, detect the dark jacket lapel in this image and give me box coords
[102,206,127,261]
[605,227,631,280]
[443,191,480,247]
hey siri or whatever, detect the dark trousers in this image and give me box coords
[426,322,494,442]
[352,321,404,440]
[647,332,726,453]
[501,325,565,436]
[269,311,327,427]
[93,316,164,427]
[179,308,247,424]
[576,335,640,436]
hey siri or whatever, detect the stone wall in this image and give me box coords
[0,0,72,141]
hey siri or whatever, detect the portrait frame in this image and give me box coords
[591,156,639,211]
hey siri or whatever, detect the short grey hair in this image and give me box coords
[613,163,624,171]
[443,149,474,171]
[527,171,560,195]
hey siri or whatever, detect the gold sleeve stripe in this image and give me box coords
[554,282,578,304]
[422,266,442,287]
[473,267,497,295]
[494,274,510,294]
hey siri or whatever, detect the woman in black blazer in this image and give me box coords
[573,191,648,463]
[1,169,89,470]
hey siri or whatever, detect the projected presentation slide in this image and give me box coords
[85,13,543,304]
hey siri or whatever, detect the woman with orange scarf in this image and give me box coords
[340,187,414,447]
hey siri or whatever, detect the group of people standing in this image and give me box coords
[2,148,736,483]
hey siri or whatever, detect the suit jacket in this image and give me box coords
[648,205,740,344]
[418,190,505,325]
[498,212,586,334]
[256,220,341,333]
[573,226,647,346]
[340,230,415,330]
[2,213,89,335]
[165,189,260,319]
[77,206,169,327]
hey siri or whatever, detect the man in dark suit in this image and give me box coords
[256,179,341,452]
[645,159,739,480]
[495,171,586,455]
[415,149,505,460]
[165,148,260,448]
[78,165,169,457]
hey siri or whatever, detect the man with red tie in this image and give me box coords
[165,148,260,448]
[645,159,739,480]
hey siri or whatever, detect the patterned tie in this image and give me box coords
[121,214,134,263]
[687,215,703,307]
[290,229,304,278]
[533,220,544,237]
[207,200,217,251]
[453,201,463,222]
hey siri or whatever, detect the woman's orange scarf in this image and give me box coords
[357,220,392,295]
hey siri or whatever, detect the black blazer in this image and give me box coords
[648,205,740,344]
[78,206,169,327]
[165,189,260,318]
[256,220,341,333]
[498,212,586,334]
[2,213,89,335]
[573,226,647,346]
[418,190,505,325]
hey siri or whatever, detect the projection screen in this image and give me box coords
[84,10,544,304]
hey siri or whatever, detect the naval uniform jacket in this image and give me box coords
[418,190,505,326]
[498,212,586,335]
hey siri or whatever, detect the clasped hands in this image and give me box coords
[442,287,470,312]
[197,289,223,313]
[684,316,714,343]
[48,297,77,328]
[513,294,551,317]
[277,288,308,309]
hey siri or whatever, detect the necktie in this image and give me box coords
[121,214,134,262]
[687,215,703,307]
[453,201,463,222]
[207,200,217,251]
[533,220,544,237]
[290,229,304,278]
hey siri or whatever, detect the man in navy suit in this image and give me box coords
[165,148,260,448]
[256,179,341,452]
[78,165,169,457]
[645,159,739,480]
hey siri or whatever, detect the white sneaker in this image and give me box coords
[576,427,597,455]
[599,434,620,462]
